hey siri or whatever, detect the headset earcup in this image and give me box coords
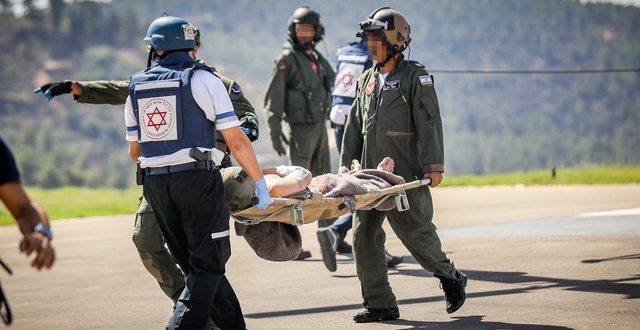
[314,24,325,42]
[288,23,296,40]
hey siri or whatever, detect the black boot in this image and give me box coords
[336,240,352,254]
[293,249,312,261]
[316,228,338,272]
[353,307,400,323]
[435,271,467,314]
[385,250,404,268]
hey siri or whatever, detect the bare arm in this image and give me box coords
[220,127,264,182]
[128,141,140,163]
[0,182,55,270]
[262,166,312,197]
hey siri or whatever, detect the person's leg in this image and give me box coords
[143,174,201,328]
[334,124,345,154]
[132,196,185,302]
[386,186,457,276]
[171,170,245,329]
[329,214,351,239]
[289,123,327,260]
[352,209,401,322]
[353,209,396,308]
[208,276,245,330]
[386,186,466,313]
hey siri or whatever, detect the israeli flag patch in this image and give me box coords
[419,75,433,86]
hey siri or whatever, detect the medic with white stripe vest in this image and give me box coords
[124,16,271,329]
[330,38,372,149]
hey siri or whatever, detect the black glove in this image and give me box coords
[239,116,259,142]
[33,81,72,101]
[271,137,286,156]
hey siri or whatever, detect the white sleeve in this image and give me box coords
[124,96,138,142]
[191,70,240,130]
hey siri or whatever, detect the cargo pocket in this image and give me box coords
[419,94,440,120]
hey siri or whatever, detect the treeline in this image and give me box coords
[0,0,638,188]
[0,0,143,188]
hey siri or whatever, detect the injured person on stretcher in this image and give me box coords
[223,157,417,262]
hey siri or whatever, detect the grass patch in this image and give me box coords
[1,166,638,225]
[0,186,142,225]
[443,166,640,186]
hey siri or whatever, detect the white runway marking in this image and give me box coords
[440,208,640,237]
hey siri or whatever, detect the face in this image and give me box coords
[295,23,316,45]
[365,31,388,63]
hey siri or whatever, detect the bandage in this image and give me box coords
[276,165,311,181]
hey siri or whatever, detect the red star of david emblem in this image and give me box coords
[341,73,355,87]
[146,107,167,131]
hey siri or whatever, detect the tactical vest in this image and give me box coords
[283,43,333,124]
[129,52,216,158]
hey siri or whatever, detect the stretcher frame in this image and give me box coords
[233,178,432,226]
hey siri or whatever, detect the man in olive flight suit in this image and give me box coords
[34,27,258,304]
[264,6,336,259]
[341,7,468,323]
[264,6,335,182]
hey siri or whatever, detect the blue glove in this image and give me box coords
[253,177,272,210]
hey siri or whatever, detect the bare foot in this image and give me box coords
[376,157,395,172]
[351,160,362,171]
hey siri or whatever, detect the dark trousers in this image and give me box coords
[328,213,352,240]
[143,169,245,330]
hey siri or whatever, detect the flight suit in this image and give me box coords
[264,40,335,177]
[341,56,458,309]
[74,68,256,302]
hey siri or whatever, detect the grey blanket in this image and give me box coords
[308,169,406,210]
[235,168,404,262]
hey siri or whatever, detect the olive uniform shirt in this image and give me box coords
[341,55,444,181]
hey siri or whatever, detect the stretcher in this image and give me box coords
[233,178,432,226]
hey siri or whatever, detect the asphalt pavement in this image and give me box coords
[0,184,638,329]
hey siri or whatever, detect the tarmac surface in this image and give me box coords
[0,184,639,329]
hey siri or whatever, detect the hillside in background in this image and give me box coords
[0,0,638,188]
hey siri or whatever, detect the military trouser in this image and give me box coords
[133,197,185,302]
[352,185,457,309]
[288,121,332,227]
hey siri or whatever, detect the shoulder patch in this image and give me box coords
[230,82,242,94]
[276,58,287,71]
[419,75,433,86]
[410,60,425,68]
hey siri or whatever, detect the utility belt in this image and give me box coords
[143,161,217,176]
[136,147,217,185]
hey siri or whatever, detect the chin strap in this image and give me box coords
[146,47,154,68]
[377,33,404,66]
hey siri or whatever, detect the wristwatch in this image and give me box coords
[33,222,53,240]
